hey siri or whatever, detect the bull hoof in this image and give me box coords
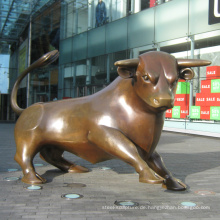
[68,165,89,173]
[22,173,46,185]
[139,177,163,184]
[139,171,163,184]
[162,176,187,191]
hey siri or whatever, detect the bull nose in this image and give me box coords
[153,96,174,108]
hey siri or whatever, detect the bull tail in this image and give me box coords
[11,50,59,115]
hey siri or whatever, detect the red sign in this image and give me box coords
[180,106,189,119]
[206,94,217,106]
[165,109,172,118]
[150,0,156,7]
[174,94,189,107]
[201,80,211,94]
[195,93,206,107]
[216,94,220,106]
[206,66,220,79]
[200,106,210,120]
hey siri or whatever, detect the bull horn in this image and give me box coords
[114,58,139,67]
[177,59,211,67]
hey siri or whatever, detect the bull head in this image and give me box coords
[114,51,211,111]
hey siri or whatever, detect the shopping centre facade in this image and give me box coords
[2,0,220,137]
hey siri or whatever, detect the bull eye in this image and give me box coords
[142,75,149,81]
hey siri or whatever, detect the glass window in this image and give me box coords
[78,2,88,33]
[0,54,10,94]
[189,0,219,35]
[109,50,130,82]
[65,0,88,37]
[141,0,150,10]
[31,2,61,61]
[66,1,77,37]
[88,26,105,57]
[128,8,154,49]
[110,0,127,22]
[155,0,188,43]
[64,77,74,98]
[106,18,128,53]
[72,32,88,61]
[91,0,128,28]
[50,69,59,101]
[61,0,174,41]
[30,70,50,103]
[89,55,107,94]
[59,38,73,65]
[63,64,74,98]
[75,59,88,97]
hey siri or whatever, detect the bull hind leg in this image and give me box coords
[146,151,187,191]
[40,146,89,173]
[14,142,46,185]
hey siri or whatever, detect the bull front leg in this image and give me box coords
[88,126,163,184]
[146,151,187,191]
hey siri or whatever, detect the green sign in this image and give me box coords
[172,106,180,118]
[210,107,220,120]
[176,82,190,94]
[211,79,220,93]
[190,106,200,119]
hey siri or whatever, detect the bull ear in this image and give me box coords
[179,68,195,80]
[177,59,211,67]
[177,59,211,80]
[116,67,136,79]
[114,58,139,79]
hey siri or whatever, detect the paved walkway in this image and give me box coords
[0,123,219,220]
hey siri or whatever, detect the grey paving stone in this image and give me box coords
[0,123,220,220]
[7,216,23,220]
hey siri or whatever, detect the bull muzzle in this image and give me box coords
[151,94,174,109]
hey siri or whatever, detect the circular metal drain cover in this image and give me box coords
[34,164,44,167]
[25,185,42,190]
[65,183,86,188]
[61,193,83,200]
[8,168,18,172]
[114,200,139,207]
[4,177,20,181]
[100,167,112,170]
[194,190,215,196]
[181,202,196,207]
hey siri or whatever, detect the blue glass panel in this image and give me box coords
[72,32,88,62]
[128,8,154,49]
[106,18,128,53]
[59,38,72,65]
[155,0,188,42]
[189,0,220,35]
[88,26,106,58]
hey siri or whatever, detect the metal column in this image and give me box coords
[189,36,195,118]
[73,64,77,97]
[27,16,32,107]
[107,55,110,84]
[88,0,92,30]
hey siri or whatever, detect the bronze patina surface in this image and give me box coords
[11,50,210,191]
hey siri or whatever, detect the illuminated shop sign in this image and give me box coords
[209,0,220,24]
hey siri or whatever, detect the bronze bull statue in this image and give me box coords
[11,50,210,191]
